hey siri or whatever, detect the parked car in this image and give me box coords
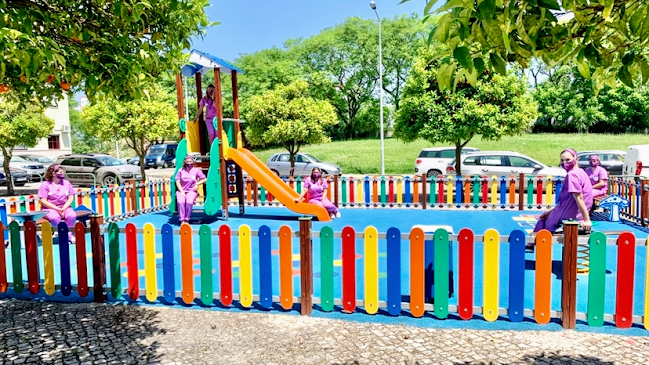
[9,155,46,182]
[54,153,143,186]
[0,163,29,186]
[415,146,479,177]
[447,151,567,178]
[127,156,140,166]
[575,150,625,176]
[623,145,649,177]
[145,143,178,169]
[266,152,342,177]
[21,154,55,168]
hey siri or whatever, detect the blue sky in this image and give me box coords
[192,0,424,62]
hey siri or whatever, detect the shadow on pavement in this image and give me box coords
[0,299,165,363]
[455,353,614,364]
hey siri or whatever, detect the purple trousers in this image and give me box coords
[43,207,76,238]
[177,191,198,221]
[308,197,338,214]
[205,119,216,144]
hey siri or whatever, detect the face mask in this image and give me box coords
[589,160,598,167]
[186,163,194,169]
[313,173,321,179]
[562,159,576,171]
[55,173,65,179]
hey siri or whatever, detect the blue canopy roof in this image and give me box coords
[180,49,244,77]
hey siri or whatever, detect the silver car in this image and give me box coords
[55,153,143,186]
[266,152,342,177]
[9,155,46,182]
[446,151,567,178]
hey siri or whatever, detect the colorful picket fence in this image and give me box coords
[1,219,647,330]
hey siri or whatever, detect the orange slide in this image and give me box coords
[224,146,331,222]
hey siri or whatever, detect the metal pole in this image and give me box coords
[372,5,385,176]
[115,141,120,159]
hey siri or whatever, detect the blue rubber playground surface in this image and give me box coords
[3,206,649,335]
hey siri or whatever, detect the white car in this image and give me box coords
[623,145,649,177]
[9,155,46,182]
[415,147,479,177]
[446,151,567,178]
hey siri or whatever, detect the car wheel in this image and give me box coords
[103,174,117,186]
[271,169,280,177]
[427,169,442,178]
[162,161,169,168]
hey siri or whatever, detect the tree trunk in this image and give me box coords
[455,142,463,177]
[2,147,14,196]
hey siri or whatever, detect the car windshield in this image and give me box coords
[148,146,166,155]
[302,154,321,162]
[11,156,27,162]
[30,156,54,163]
[97,156,124,166]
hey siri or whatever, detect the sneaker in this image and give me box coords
[335,211,341,218]
[330,213,336,219]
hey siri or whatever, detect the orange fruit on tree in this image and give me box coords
[20,75,27,83]
[46,75,55,83]
[0,84,9,93]
[61,81,71,90]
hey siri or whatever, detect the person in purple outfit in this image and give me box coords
[585,154,608,198]
[533,148,593,234]
[175,156,207,223]
[196,84,217,144]
[294,167,341,219]
[38,164,77,243]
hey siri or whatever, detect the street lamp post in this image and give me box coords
[370,1,385,175]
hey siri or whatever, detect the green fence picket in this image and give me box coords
[587,232,607,327]
[10,221,23,293]
[109,223,121,299]
[200,225,213,305]
[320,226,334,312]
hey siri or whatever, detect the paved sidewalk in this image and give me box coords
[1,299,647,365]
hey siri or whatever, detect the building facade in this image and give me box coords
[14,93,72,159]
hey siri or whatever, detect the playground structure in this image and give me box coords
[170,50,331,222]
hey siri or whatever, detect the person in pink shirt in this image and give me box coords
[585,154,608,198]
[533,148,593,235]
[175,156,207,223]
[38,164,76,243]
[294,167,340,219]
[196,84,217,144]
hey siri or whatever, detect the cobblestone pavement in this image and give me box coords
[1,299,648,365]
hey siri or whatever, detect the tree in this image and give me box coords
[81,85,177,180]
[245,81,338,176]
[394,47,538,175]
[405,0,649,91]
[0,95,54,195]
[1,0,213,105]
[296,17,379,140]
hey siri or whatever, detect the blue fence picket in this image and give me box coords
[162,223,175,304]
[258,225,273,309]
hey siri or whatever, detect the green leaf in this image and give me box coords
[628,8,644,35]
[602,0,614,19]
[433,15,451,43]
[576,60,591,79]
[424,0,440,14]
[437,62,456,91]
[537,0,561,10]
[477,0,496,20]
[640,59,649,84]
[437,0,465,13]
[605,75,617,89]
[502,31,512,54]
[473,58,486,75]
[622,51,635,66]
[617,66,634,87]
[489,52,507,75]
[453,46,473,71]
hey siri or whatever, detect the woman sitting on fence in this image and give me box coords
[585,154,608,199]
[294,167,340,219]
[534,148,593,235]
[38,164,76,243]
[175,155,207,223]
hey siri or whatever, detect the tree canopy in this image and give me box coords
[81,84,177,180]
[0,95,55,194]
[1,0,214,105]
[405,0,649,91]
[245,81,338,175]
[394,47,538,175]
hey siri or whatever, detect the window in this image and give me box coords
[278,154,290,162]
[439,150,455,158]
[480,156,504,166]
[60,158,81,167]
[578,155,589,162]
[82,158,102,168]
[508,156,536,168]
[463,156,479,165]
[295,155,306,163]
[48,135,60,149]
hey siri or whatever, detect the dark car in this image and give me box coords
[145,143,177,169]
[576,150,625,176]
[0,163,29,186]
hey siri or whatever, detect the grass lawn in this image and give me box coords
[252,134,649,175]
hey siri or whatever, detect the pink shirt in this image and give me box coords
[585,166,608,194]
[304,176,328,201]
[199,96,217,123]
[38,179,75,208]
[175,167,206,192]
